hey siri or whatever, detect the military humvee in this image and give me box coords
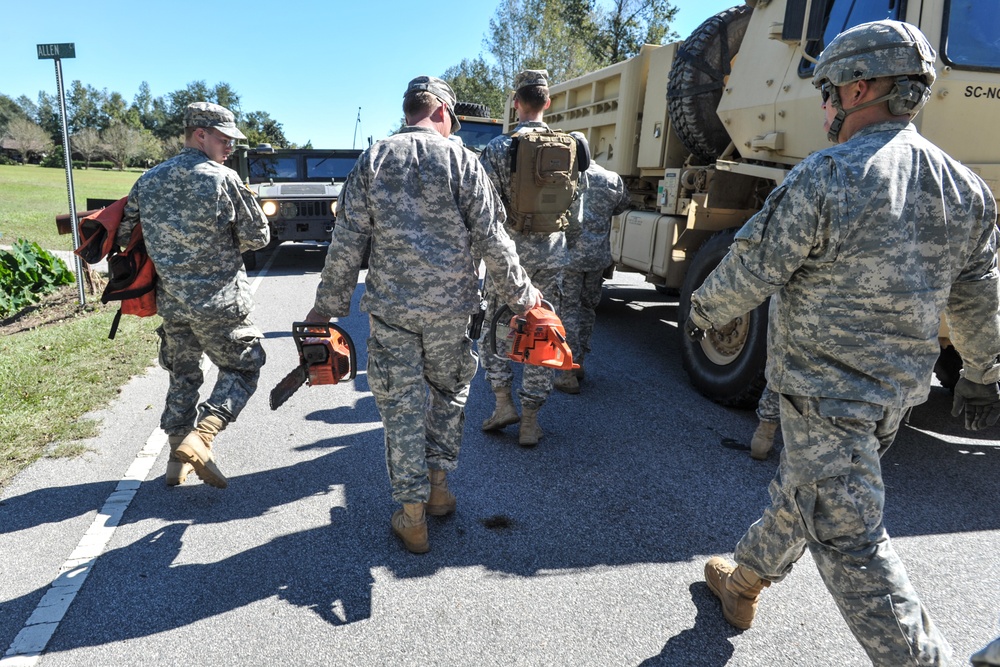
[227,145,361,269]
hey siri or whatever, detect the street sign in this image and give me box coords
[37,43,75,59]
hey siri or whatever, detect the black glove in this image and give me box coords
[951,377,1000,431]
[684,314,707,342]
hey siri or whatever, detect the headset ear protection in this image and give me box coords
[887,76,931,116]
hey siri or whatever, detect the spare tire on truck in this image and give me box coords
[454,101,491,118]
[667,4,754,162]
[678,228,768,409]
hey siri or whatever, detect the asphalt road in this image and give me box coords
[2,242,998,666]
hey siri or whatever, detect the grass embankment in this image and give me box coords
[0,164,159,488]
[0,303,159,486]
[0,163,141,249]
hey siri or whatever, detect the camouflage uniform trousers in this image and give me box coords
[757,384,780,423]
[735,394,951,666]
[368,313,479,504]
[561,269,604,366]
[157,316,266,436]
[478,266,562,409]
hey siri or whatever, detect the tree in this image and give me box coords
[158,81,242,140]
[101,121,142,170]
[67,81,103,132]
[242,111,289,148]
[132,129,163,167]
[160,135,184,160]
[71,127,103,168]
[480,0,677,93]
[4,117,52,162]
[443,57,506,119]
[14,95,38,122]
[485,0,603,88]
[0,94,27,136]
[35,92,61,143]
[592,0,679,64]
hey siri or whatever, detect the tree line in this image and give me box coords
[0,80,295,169]
[1,0,679,169]
[443,0,678,118]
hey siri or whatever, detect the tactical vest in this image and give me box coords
[507,128,580,234]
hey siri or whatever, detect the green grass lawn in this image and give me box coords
[0,164,141,250]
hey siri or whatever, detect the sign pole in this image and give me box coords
[38,42,85,306]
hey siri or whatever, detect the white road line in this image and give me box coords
[2,247,279,665]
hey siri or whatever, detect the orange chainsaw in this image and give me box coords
[269,322,357,410]
[487,300,580,371]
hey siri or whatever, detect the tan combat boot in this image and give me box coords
[553,370,580,395]
[391,502,429,554]
[705,557,770,630]
[174,415,228,489]
[427,469,457,517]
[482,388,520,431]
[518,406,543,447]
[165,434,194,486]
[750,421,778,461]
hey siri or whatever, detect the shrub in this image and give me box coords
[0,240,74,317]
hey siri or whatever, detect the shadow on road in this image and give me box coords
[3,278,997,656]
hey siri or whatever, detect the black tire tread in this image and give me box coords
[678,228,767,408]
[667,4,753,162]
[454,102,491,118]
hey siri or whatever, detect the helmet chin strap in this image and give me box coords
[826,78,913,142]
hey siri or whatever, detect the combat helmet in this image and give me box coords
[812,20,937,141]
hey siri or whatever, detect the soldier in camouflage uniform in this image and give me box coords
[117,102,270,490]
[306,76,539,554]
[553,152,630,394]
[685,21,1000,665]
[478,69,583,445]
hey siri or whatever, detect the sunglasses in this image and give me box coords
[821,83,833,104]
[203,128,235,147]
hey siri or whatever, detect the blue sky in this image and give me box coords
[1,0,738,149]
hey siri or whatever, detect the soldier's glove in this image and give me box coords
[951,377,1000,431]
[684,309,713,342]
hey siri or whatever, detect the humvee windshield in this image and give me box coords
[249,156,298,181]
[247,153,359,183]
[455,122,504,154]
[306,157,357,180]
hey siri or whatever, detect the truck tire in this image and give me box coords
[933,345,962,390]
[667,4,754,162]
[678,228,767,408]
[454,102,491,118]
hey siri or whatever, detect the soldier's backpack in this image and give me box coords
[507,128,584,234]
[74,197,158,340]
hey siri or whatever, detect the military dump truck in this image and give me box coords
[527,0,999,408]
[226,145,362,269]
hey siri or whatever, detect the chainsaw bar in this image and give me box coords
[269,366,308,410]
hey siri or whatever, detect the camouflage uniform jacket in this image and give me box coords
[568,163,630,271]
[692,121,1000,408]
[117,147,270,322]
[312,126,535,323]
[479,120,582,269]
